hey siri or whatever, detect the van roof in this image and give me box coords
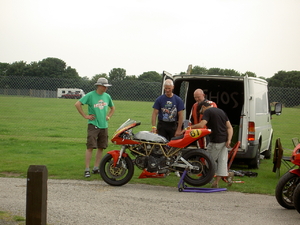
[171,74,267,83]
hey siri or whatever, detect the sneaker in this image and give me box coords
[175,171,181,177]
[227,172,234,186]
[211,183,219,188]
[92,169,100,174]
[84,171,91,178]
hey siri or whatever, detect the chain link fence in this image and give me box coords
[0,76,299,107]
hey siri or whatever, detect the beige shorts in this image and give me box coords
[207,142,228,177]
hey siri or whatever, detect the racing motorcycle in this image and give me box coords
[99,119,215,187]
[275,142,300,212]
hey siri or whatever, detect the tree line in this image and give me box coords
[0,57,300,89]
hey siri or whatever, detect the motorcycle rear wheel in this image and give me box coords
[275,172,300,209]
[181,149,215,186]
[99,154,134,186]
[293,183,300,214]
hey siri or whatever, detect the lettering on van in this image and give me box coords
[207,91,239,108]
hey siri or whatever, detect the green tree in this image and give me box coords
[124,75,137,80]
[191,66,207,75]
[6,61,28,76]
[81,76,90,81]
[64,66,80,79]
[109,68,126,81]
[258,76,266,80]
[242,71,256,77]
[0,62,9,76]
[207,68,224,75]
[268,70,300,88]
[223,69,241,76]
[91,73,108,84]
[138,71,161,82]
[37,58,66,78]
[3,58,79,79]
[27,61,40,77]
[35,57,79,79]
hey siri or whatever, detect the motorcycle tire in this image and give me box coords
[99,153,134,186]
[275,172,300,209]
[293,183,300,214]
[181,149,215,187]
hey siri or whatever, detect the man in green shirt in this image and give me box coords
[75,78,115,178]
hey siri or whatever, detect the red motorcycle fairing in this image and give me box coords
[291,143,300,165]
[112,121,139,138]
[111,120,141,145]
[168,128,211,148]
[107,150,129,167]
[289,143,300,176]
[111,136,140,145]
[290,169,300,177]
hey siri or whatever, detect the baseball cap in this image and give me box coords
[94,78,112,87]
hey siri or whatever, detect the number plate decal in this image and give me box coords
[190,129,202,138]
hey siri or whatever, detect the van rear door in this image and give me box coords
[240,76,249,151]
[249,78,272,152]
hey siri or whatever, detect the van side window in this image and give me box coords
[255,91,268,113]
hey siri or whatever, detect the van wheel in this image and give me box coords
[248,143,260,169]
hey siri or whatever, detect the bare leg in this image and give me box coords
[94,148,103,168]
[212,176,222,187]
[85,148,93,169]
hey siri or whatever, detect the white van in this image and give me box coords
[163,71,282,168]
[57,88,85,99]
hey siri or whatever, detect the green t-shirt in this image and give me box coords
[79,90,114,128]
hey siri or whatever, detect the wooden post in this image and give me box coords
[26,165,48,225]
[186,64,192,75]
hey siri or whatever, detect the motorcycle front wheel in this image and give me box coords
[99,154,134,186]
[181,149,215,186]
[293,183,300,214]
[275,172,300,209]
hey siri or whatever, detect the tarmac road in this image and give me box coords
[0,177,299,225]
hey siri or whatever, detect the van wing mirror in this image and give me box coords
[271,102,282,115]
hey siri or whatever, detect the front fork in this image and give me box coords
[107,146,128,167]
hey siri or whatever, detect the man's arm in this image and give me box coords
[225,120,233,148]
[175,110,184,136]
[180,119,207,135]
[191,119,207,129]
[75,101,95,120]
[107,106,115,120]
[151,108,159,133]
[188,103,196,125]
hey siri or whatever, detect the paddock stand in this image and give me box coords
[177,169,227,193]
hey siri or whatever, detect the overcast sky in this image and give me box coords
[1,0,299,79]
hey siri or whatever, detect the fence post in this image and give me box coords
[26,165,48,225]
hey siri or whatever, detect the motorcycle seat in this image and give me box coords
[171,135,184,140]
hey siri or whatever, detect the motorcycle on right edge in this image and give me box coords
[275,143,300,213]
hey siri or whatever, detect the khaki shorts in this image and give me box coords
[207,142,228,177]
[86,124,108,149]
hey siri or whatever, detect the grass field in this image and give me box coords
[0,95,299,195]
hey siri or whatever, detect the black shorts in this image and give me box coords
[157,120,177,141]
[86,124,108,149]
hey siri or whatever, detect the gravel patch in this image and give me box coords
[1,177,299,225]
